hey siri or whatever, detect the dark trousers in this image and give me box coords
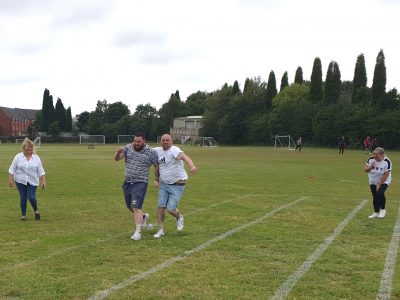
[370,184,388,213]
[295,144,302,152]
[339,146,344,154]
[16,182,38,216]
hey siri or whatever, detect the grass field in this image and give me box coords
[0,143,399,299]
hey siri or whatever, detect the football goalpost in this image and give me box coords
[117,135,134,144]
[79,135,105,144]
[274,135,296,150]
[33,137,41,147]
[200,137,218,147]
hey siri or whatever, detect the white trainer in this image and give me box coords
[143,213,150,227]
[131,231,141,241]
[153,230,165,238]
[378,209,386,218]
[177,214,184,231]
[368,213,379,219]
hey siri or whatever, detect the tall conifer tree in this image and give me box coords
[371,49,387,109]
[65,107,73,131]
[324,61,341,105]
[55,98,66,130]
[352,54,367,102]
[280,71,289,91]
[265,71,277,109]
[294,67,303,84]
[310,57,323,103]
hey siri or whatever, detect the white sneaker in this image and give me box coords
[177,214,184,231]
[143,213,150,227]
[368,213,379,219]
[378,209,386,218]
[131,231,141,241]
[153,230,165,238]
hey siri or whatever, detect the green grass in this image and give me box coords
[0,144,399,299]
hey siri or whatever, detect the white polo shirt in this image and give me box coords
[366,156,392,185]
[154,145,188,184]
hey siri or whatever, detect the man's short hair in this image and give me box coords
[134,132,146,140]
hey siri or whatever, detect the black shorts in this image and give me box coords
[122,181,148,209]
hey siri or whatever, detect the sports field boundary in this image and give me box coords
[271,199,368,300]
[377,201,400,300]
[88,196,309,300]
[0,193,254,273]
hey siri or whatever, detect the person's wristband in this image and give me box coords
[154,178,159,181]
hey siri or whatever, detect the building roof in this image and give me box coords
[0,106,39,120]
[174,116,203,120]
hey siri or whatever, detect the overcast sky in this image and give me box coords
[0,0,399,116]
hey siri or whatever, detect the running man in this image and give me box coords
[115,132,159,241]
[153,134,197,238]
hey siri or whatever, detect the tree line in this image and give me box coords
[37,49,400,148]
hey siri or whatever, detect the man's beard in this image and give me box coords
[134,144,145,151]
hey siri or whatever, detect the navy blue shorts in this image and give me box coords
[122,181,148,209]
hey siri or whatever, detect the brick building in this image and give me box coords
[0,106,39,137]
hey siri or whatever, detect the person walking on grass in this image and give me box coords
[364,147,392,219]
[8,137,46,221]
[338,136,346,155]
[115,132,159,241]
[295,137,302,152]
[152,134,197,238]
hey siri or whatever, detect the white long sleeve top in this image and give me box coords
[9,153,46,186]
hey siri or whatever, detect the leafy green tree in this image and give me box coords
[324,61,341,105]
[352,54,367,103]
[48,120,61,137]
[65,107,72,131]
[280,71,289,92]
[77,111,90,131]
[310,57,323,104]
[158,92,185,131]
[104,101,130,123]
[270,84,314,141]
[185,91,208,115]
[86,100,108,134]
[242,77,267,112]
[371,49,386,109]
[232,80,241,95]
[54,98,66,130]
[265,71,277,110]
[133,103,158,139]
[294,67,303,84]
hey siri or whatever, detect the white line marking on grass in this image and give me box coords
[271,199,368,300]
[339,179,356,183]
[0,194,254,273]
[377,203,400,300]
[88,196,309,300]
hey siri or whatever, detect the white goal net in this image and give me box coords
[201,137,218,147]
[274,135,296,150]
[79,135,105,144]
[33,137,41,148]
[117,135,134,144]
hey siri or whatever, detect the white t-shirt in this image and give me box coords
[366,156,392,185]
[154,145,188,184]
[9,152,46,186]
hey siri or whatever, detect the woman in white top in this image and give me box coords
[8,138,46,220]
[364,147,391,219]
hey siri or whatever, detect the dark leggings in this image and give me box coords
[16,182,38,216]
[370,184,388,213]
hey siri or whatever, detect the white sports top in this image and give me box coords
[154,145,188,184]
[366,156,392,185]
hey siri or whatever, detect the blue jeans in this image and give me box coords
[16,182,38,216]
[158,182,185,211]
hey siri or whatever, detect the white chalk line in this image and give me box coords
[88,196,309,300]
[339,179,356,183]
[377,202,400,300]
[271,199,368,300]
[0,193,254,272]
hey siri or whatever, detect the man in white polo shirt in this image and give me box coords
[153,134,197,238]
[364,147,392,219]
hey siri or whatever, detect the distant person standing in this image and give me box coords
[363,136,371,154]
[152,134,197,238]
[115,132,159,241]
[371,137,379,153]
[364,147,391,219]
[8,138,46,221]
[295,137,302,152]
[338,136,346,155]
